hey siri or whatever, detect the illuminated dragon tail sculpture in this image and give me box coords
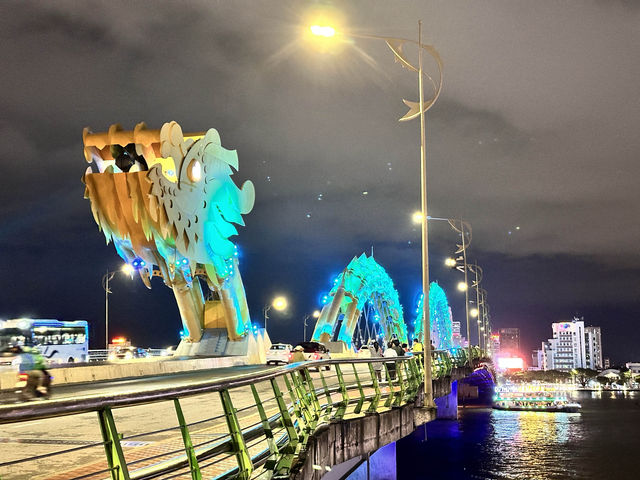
[311,254,407,349]
[413,281,453,349]
[82,121,261,358]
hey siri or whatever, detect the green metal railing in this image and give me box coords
[0,352,464,480]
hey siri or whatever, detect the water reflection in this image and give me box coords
[391,391,639,480]
[489,409,584,479]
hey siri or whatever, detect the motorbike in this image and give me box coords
[16,370,52,400]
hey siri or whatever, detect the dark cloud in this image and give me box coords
[1,1,638,362]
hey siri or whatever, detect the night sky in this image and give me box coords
[1,1,638,363]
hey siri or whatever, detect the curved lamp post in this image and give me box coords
[303,310,321,342]
[468,262,484,353]
[310,20,443,408]
[102,264,134,350]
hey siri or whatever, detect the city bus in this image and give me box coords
[0,318,89,364]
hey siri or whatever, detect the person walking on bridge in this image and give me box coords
[384,341,398,381]
[370,341,383,381]
[290,346,306,363]
[392,339,405,356]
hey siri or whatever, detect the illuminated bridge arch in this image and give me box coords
[413,281,453,349]
[311,254,407,348]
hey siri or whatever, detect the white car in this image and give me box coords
[357,345,372,358]
[266,343,293,365]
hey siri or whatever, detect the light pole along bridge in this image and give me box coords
[0,350,486,480]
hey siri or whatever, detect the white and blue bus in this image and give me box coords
[0,318,89,364]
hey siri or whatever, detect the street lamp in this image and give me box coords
[264,295,288,332]
[303,310,321,342]
[444,257,457,268]
[468,262,484,353]
[478,288,492,356]
[102,264,133,350]
[310,19,442,408]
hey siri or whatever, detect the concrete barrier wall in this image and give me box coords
[0,355,251,391]
[292,402,436,480]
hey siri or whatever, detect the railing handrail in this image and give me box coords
[0,350,480,479]
[0,355,423,425]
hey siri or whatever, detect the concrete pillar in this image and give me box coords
[229,260,251,334]
[336,299,360,346]
[435,379,458,420]
[312,284,346,342]
[172,274,204,342]
[220,287,243,341]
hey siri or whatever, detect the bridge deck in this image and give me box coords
[0,355,467,480]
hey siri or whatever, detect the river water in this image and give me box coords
[395,390,640,480]
[344,390,640,480]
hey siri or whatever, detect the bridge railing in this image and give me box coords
[0,354,450,480]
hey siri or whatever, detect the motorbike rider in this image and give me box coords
[9,345,51,399]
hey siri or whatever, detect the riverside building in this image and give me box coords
[540,318,604,371]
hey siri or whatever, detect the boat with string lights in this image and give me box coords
[492,384,582,412]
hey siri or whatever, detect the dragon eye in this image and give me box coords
[187,159,202,182]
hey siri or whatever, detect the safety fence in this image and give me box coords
[0,351,468,480]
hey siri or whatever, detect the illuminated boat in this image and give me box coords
[492,384,581,412]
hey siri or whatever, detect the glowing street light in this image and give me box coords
[444,257,457,268]
[272,296,288,311]
[121,263,135,275]
[412,211,424,224]
[310,25,336,38]
[470,308,479,317]
[457,282,468,292]
[308,13,443,409]
[264,295,289,332]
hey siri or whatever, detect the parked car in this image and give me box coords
[292,342,331,370]
[266,343,293,365]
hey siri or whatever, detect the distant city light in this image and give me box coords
[497,356,524,370]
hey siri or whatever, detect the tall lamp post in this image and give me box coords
[102,270,115,351]
[310,20,443,408]
[468,262,484,354]
[102,263,134,350]
[479,288,492,356]
[303,310,321,342]
[428,216,473,364]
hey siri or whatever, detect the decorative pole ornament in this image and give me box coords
[383,38,443,121]
[83,121,261,358]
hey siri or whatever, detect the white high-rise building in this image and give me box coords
[541,338,559,370]
[542,318,587,371]
[584,326,603,370]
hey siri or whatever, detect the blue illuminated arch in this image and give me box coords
[413,281,453,349]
